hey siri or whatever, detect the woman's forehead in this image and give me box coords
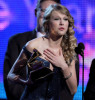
[50,10,68,17]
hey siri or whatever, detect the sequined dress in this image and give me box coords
[20,47,76,100]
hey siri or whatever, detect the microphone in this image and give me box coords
[75,42,85,100]
[75,42,85,56]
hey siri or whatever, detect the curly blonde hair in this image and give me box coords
[43,4,77,65]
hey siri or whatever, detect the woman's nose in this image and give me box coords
[60,20,64,25]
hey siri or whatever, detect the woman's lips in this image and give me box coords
[59,27,64,30]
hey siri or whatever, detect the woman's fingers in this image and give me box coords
[44,49,56,56]
[43,49,55,59]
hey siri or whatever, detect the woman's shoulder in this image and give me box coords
[25,37,44,53]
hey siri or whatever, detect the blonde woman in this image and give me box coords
[7,4,79,100]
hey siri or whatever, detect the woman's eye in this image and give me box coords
[54,18,59,20]
[64,18,68,21]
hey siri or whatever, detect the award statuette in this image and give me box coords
[27,48,53,82]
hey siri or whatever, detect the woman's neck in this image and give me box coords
[47,35,63,49]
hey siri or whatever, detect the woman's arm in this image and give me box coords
[61,60,77,95]
[43,48,77,95]
[7,49,29,85]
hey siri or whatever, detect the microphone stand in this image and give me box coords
[81,51,84,100]
[75,42,85,100]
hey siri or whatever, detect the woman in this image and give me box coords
[7,4,78,100]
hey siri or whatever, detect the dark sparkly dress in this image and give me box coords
[19,47,79,100]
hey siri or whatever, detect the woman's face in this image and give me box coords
[49,10,69,36]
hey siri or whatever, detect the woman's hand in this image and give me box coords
[43,48,68,70]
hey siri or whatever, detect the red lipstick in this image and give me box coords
[59,27,64,30]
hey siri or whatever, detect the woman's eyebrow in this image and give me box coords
[51,15,60,18]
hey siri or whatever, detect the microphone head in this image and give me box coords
[75,42,85,56]
[78,42,85,50]
[75,47,81,54]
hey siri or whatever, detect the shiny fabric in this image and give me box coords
[20,47,73,100]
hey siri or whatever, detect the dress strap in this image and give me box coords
[23,46,32,59]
